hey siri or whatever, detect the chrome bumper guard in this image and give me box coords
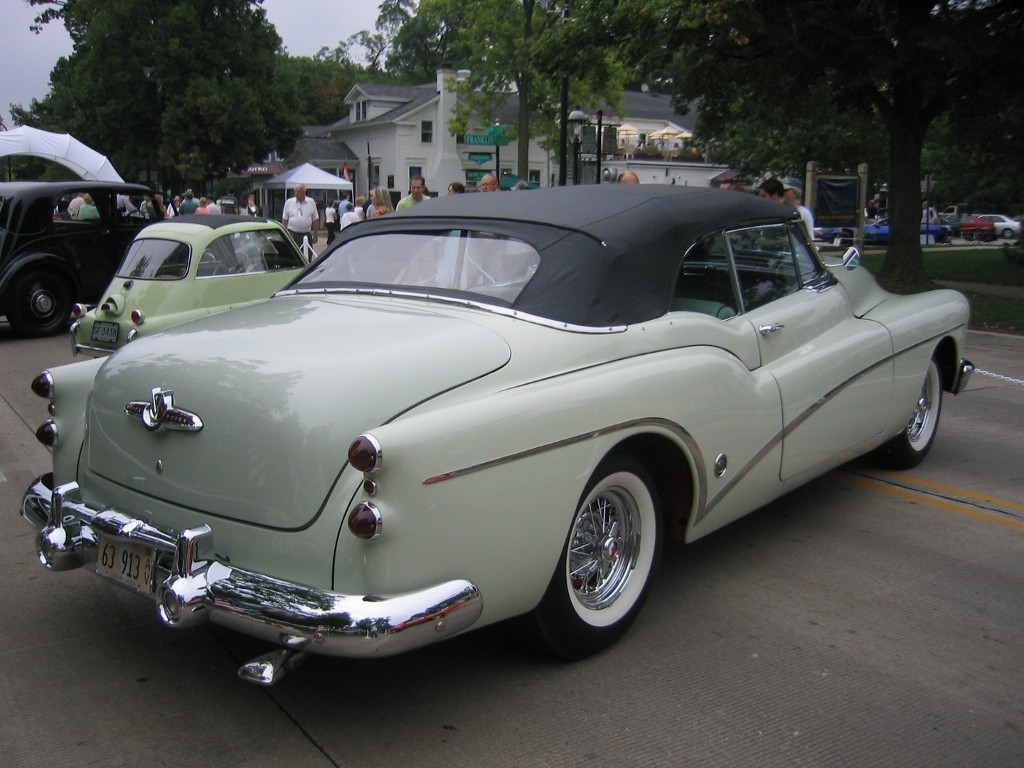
[21,475,483,663]
[68,321,113,358]
[953,357,974,395]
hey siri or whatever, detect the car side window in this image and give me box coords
[196,235,239,277]
[727,224,801,311]
[231,230,305,272]
[671,232,738,319]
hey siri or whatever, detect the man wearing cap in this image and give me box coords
[782,177,815,239]
[178,189,199,215]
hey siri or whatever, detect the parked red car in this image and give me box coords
[957,214,996,241]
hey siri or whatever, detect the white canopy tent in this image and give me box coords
[0,126,124,182]
[263,162,353,191]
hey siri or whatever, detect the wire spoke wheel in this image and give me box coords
[874,357,943,469]
[527,455,662,659]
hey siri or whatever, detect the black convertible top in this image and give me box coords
[322,185,802,326]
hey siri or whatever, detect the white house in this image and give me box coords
[284,69,728,201]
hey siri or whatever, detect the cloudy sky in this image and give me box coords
[1,0,383,128]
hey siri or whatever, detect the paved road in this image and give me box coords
[1,327,1022,767]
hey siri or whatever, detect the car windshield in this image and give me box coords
[296,230,541,304]
[117,238,191,280]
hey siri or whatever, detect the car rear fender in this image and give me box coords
[0,250,82,300]
[30,357,106,485]
[330,347,780,623]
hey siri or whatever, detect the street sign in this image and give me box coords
[468,152,493,164]
[463,133,509,146]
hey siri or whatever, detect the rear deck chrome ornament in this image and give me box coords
[125,388,204,432]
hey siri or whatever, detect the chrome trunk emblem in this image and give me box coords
[125,388,204,432]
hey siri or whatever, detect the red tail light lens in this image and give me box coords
[348,434,382,473]
[348,502,382,540]
[70,303,86,319]
[36,420,58,447]
[130,309,145,325]
[31,371,54,399]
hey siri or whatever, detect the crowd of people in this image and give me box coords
[140,168,819,249]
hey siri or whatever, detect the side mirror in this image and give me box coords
[841,246,861,271]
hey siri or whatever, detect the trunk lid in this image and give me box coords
[85,296,511,529]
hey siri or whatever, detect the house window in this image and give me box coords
[356,101,367,121]
[420,120,433,143]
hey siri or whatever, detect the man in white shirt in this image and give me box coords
[282,183,319,246]
[782,178,815,239]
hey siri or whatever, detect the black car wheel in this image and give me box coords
[5,270,72,337]
[526,455,662,659]
[873,358,942,469]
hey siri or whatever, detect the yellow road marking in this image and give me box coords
[873,470,1024,514]
[844,474,1024,531]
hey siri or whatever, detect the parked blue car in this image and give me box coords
[817,217,948,245]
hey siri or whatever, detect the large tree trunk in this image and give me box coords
[879,82,930,285]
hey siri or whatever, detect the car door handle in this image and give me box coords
[758,323,785,336]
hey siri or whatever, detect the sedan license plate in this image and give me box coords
[91,321,119,343]
[96,535,155,593]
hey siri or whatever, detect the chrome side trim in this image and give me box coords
[423,417,709,524]
[422,340,961,528]
[276,287,628,334]
[22,476,483,662]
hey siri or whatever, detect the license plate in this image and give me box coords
[96,535,156,593]
[91,321,119,343]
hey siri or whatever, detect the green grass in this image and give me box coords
[839,246,1024,334]
[858,246,1024,286]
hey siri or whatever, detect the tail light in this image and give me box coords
[130,309,145,325]
[348,434,382,473]
[70,304,87,319]
[348,502,382,541]
[31,371,55,399]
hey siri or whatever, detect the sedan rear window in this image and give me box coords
[117,239,191,279]
[298,230,541,304]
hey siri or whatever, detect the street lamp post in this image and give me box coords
[568,107,587,185]
[539,0,572,186]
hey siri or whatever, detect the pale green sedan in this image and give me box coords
[22,186,972,685]
[69,215,307,355]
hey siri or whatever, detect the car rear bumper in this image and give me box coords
[21,474,483,661]
[69,320,118,357]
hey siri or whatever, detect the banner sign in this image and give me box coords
[815,176,860,227]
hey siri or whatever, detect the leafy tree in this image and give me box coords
[592,0,1024,284]
[399,0,628,180]
[21,0,301,192]
[386,0,469,81]
[273,55,360,125]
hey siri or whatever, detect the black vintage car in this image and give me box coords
[0,180,152,337]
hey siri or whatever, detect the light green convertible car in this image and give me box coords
[69,215,308,355]
[22,186,972,685]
